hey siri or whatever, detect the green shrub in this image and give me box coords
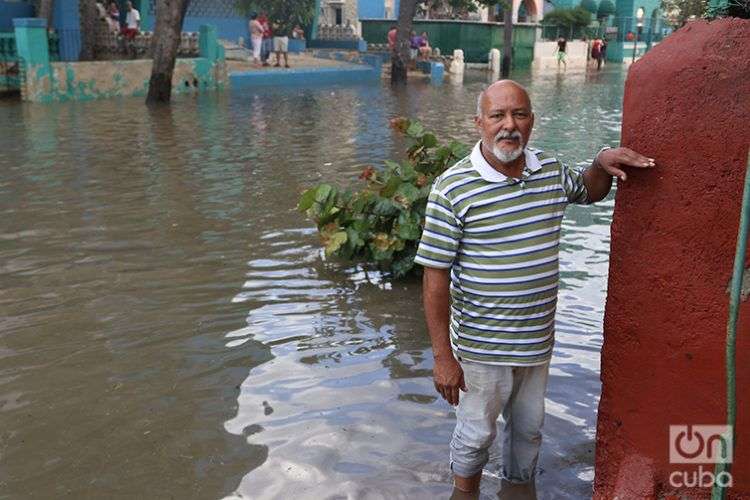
[542,6,593,30]
[597,0,616,19]
[298,118,470,278]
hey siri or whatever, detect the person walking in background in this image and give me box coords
[600,37,608,68]
[249,12,263,67]
[259,13,273,67]
[591,37,603,70]
[409,30,420,69]
[417,80,655,497]
[106,2,120,33]
[121,1,140,40]
[272,18,290,68]
[387,25,397,52]
[418,31,431,61]
[555,36,567,70]
[292,25,305,40]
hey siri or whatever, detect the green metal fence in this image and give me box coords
[361,19,537,67]
[541,16,671,43]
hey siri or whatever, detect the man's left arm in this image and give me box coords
[583,147,656,203]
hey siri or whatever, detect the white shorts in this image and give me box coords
[273,36,288,53]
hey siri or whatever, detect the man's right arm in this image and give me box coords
[423,267,465,406]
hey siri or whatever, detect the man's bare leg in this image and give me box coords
[454,472,482,493]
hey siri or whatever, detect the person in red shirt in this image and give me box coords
[258,13,273,66]
[387,25,397,52]
[591,37,603,70]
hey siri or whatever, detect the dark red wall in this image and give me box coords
[595,18,750,499]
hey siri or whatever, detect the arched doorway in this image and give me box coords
[513,0,539,23]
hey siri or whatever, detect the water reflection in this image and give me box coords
[0,66,625,499]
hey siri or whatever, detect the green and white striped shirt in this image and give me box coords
[415,141,590,366]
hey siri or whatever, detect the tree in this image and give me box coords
[146,0,191,103]
[391,0,419,84]
[542,6,592,36]
[38,0,54,27]
[660,0,708,25]
[421,0,479,18]
[237,0,315,30]
[79,0,99,60]
[597,0,615,20]
[580,0,599,15]
[474,0,513,77]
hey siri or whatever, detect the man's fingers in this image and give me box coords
[448,386,459,406]
[608,166,627,181]
[460,373,467,392]
[617,148,655,168]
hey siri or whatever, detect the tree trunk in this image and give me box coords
[79,0,98,60]
[501,2,513,78]
[38,0,54,28]
[391,0,418,84]
[146,0,190,103]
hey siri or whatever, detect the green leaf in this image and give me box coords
[298,187,317,212]
[398,162,417,182]
[384,160,401,172]
[406,122,425,137]
[325,231,348,256]
[373,198,398,216]
[346,227,365,251]
[380,175,402,198]
[422,133,438,148]
[395,182,420,203]
[450,141,469,157]
[315,184,333,203]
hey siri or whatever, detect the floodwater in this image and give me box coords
[0,67,626,499]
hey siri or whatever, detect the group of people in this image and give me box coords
[103,1,141,40]
[554,35,609,70]
[387,26,432,66]
[249,13,303,68]
[590,36,608,70]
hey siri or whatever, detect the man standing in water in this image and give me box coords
[414,80,655,497]
[555,36,567,70]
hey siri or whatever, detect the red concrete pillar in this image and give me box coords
[595,19,750,499]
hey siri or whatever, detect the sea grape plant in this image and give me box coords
[298,118,470,278]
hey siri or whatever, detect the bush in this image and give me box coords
[597,0,616,19]
[580,0,599,15]
[298,118,470,278]
[542,6,593,30]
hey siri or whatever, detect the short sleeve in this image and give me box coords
[414,189,462,269]
[561,163,590,205]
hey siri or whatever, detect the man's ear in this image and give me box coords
[474,115,482,130]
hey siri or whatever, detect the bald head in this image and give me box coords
[476,80,532,118]
[474,79,535,166]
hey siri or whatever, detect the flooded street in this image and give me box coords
[1,68,625,499]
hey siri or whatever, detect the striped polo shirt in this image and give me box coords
[414,141,590,366]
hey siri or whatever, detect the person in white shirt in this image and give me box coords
[248,12,263,66]
[122,1,140,39]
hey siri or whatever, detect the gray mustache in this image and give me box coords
[495,131,522,141]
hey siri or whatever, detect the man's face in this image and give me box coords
[475,83,534,164]
[126,1,132,10]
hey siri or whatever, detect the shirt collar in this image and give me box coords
[469,140,543,183]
